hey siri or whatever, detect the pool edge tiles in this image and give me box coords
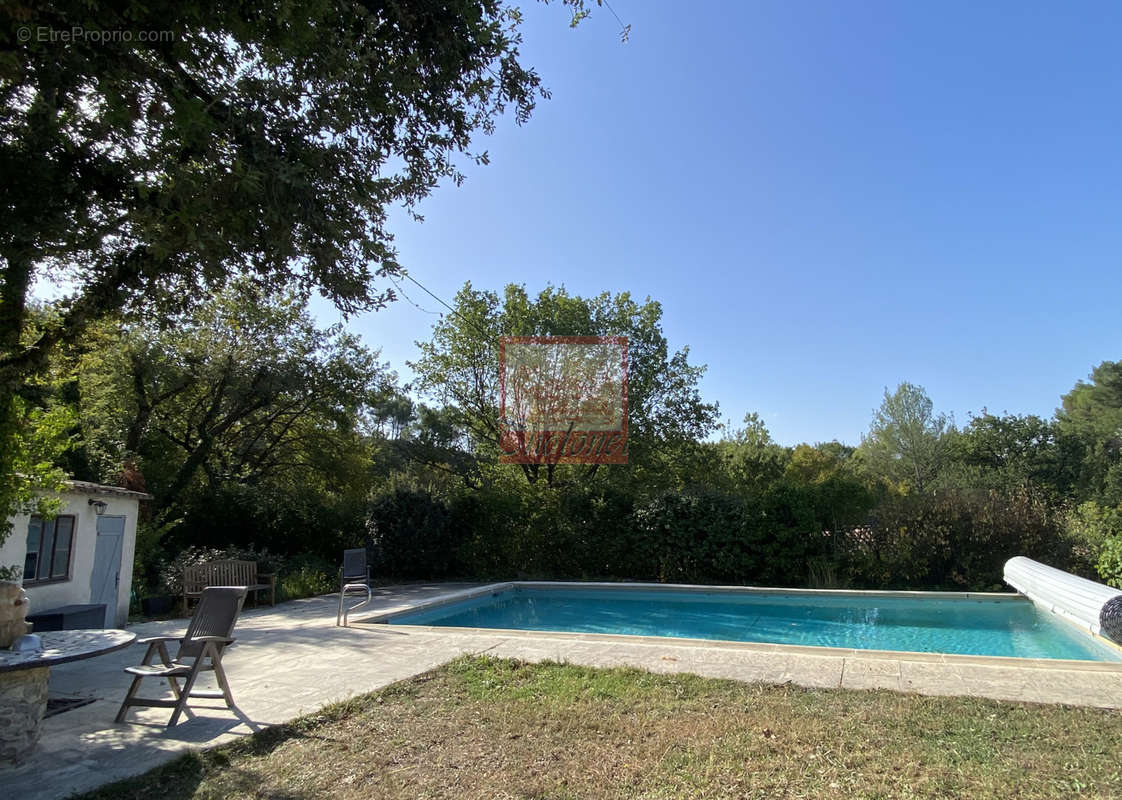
[374,621,1122,674]
[521,580,1028,601]
[368,581,514,622]
[364,581,1122,665]
[365,580,1024,624]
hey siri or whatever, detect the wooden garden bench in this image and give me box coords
[183,559,275,611]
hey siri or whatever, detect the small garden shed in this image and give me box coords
[0,481,151,628]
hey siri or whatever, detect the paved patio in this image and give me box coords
[5,582,1122,800]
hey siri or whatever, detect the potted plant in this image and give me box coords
[0,566,30,648]
[140,593,175,616]
[137,564,179,617]
[129,518,181,617]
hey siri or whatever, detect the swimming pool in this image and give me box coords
[383,584,1122,662]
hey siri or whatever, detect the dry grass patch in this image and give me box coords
[80,655,1122,799]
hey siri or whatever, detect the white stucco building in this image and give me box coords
[0,481,151,628]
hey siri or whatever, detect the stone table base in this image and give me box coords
[0,666,48,764]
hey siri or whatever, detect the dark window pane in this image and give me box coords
[40,519,57,581]
[24,517,42,580]
[51,517,74,579]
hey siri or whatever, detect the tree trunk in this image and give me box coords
[0,252,33,394]
[0,253,33,548]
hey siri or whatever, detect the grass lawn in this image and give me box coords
[80,655,1122,799]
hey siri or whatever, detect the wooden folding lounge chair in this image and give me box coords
[337,548,372,627]
[116,586,248,726]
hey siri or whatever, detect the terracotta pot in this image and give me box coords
[0,580,31,648]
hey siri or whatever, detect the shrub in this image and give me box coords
[167,483,366,564]
[630,489,826,586]
[157,544,287,597]
[1062,501,1122,579]
[368,488,461,578]
[1082,504,1122,587]
[364,483,835,586]
[446,489,516,578]
[806,557,849,589]
[130,518,175,597]
[556,485,636,578]
[444,483,623,580]
[356,480,1076,592]
[847,486,1070,590]
[158,546,226,597]
[632,491,746,583]
[278,554,337,600]
[1097,538,1122,589]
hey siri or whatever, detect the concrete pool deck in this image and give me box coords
[5,582,1122,800]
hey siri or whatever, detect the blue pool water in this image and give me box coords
[387,586,1122,662]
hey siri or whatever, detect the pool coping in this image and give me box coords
[358,580,1122,672]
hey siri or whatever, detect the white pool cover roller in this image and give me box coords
[1004,556,1122,644]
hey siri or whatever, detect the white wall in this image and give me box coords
[1,491,139,627]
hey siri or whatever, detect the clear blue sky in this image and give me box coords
[314,1,1122,446]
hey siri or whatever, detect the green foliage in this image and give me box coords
[1096,536,1122,589]
[361,359,1122,592]
[16,260,1122,599]
[56,288,382,574]
[31,291,396,596]
[859,382,951,493]
[852,486,1068,590]
[631,491,775,584]
[1060,501,1122,587]
[709,413,790,496]
[168,483,367,567]
[277,555,337,601]
[1,0,593,544]
[0,394,74,575]
[130,518,178,598]
[953,412,1069,494]
[75,286,387,516]
[806,557,849,589]
[369,489,460,578]
[493,482,635,579]
[1056,361,1122,505]
[1058,501,1122,578]
[367,482,834,587]
[409,283,719,486]
[156,544,286,597]
[783,441,874,532]
[1,0,561,375]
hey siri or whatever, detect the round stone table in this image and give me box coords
[0,629,136,764]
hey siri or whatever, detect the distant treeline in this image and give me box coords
[39,283,1122,596]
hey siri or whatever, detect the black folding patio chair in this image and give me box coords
[115,586,248,726]
[336,547,372,626]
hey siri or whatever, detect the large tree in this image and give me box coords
[410,283,719,486]
[709,412,789,496]
[72,285,392,521]
[860,382,950,493]
[947,410,1075,496]
[1057,360,1122,506]
[0,0,593,547]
